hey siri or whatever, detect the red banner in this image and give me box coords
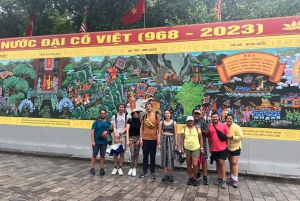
[1,16,300,52]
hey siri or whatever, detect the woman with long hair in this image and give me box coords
[181,116,204,186]
[225,114,244,188]
[157,110,178,182]
[126,109,141,177]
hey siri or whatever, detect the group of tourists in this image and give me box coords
[90,103,243,188]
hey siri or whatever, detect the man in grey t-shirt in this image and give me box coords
[111,103,130,176]
[193,109,209,185]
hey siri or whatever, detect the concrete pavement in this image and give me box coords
[0,152,299,201]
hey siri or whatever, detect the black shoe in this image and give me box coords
[90,168,95,175]
[151,172,156,179]
[196,172,201,180]
[100,168,105,175]
[192,178,198,186]
[162,174,169,181]
[139,172,147,178]
[187,178,193,185]
[169,175,174,182]
[203,176,208,185]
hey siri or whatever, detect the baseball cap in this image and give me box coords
[186,116,194,121]
[193,110,201,114]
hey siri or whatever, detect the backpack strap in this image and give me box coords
[115,114,117,130]
[95,119,100,132]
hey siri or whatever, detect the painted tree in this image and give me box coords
[175,81,205,115]
[51,94,59,111]
[39,105,51,115]
[56,98,74,119]
[72,105,85,119]
[18,99,34,117]
[3,63,36,107]
[0,96,7,111]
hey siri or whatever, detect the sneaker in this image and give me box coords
[132,168,136,177]
[192,178,198,186]
[128,168,133,176]
[139,172,147,178]
[162,174,169,181]
[118,168,123,176]
[213,178,222,185]
[151,172,156,179]
[203,176,208,185]
[233,180,238,188]
[196,172,201,180]
[90,168,95,175]
[111,168,118,175]
[187,178,193,185]
[169,175,174,182]
[221,180,227,189]
[226,177,234,184]
[100,168,105,175]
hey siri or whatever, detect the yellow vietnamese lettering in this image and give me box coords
[138,30,179,42]
[70,37,80,45]
[200,24,264,37]
[96,33,132,44]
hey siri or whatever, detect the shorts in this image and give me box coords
[210,148,228,161]
[184,148,200,159]
[229,148,241,156]
[92,143,107,157]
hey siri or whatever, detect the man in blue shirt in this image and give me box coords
[90,109,111,175]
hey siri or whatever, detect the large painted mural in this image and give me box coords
[0,47,300,129]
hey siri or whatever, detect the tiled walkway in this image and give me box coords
[0,153,299,201]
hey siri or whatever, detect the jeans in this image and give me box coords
[142,140,157,173]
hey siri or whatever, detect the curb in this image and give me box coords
[0,148,299,182]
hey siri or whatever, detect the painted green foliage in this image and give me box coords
[175,81,205,115]
[3,63,36,106]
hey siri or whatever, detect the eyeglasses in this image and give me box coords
[193,113,200,115]
[100,113,106,115]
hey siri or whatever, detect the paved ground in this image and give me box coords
[0,153,299,201]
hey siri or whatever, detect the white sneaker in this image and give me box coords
[111,168,118,175]
[128,168,133,176]
[132,168,136,177]
[118,168,123,176]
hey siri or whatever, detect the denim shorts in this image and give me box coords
[92,143,107,157]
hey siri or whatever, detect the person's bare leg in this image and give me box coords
[119,152,124,167]
[100,156,105,169]
[186,156,192,178]
[231,156,239,178]
[202,160,208,176]
[218,159,226,181]
[192,158,198,180]
[91,156,96,168]
[113,154,118,167]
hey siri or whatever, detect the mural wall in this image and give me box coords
[0,47,300,129]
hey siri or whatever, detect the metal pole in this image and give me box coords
[143,0,146,28]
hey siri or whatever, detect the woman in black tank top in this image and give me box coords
[157,110,178,182]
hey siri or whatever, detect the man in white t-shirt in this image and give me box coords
[111,103,130,175]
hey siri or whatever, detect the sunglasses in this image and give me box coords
[193,113,200,115]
